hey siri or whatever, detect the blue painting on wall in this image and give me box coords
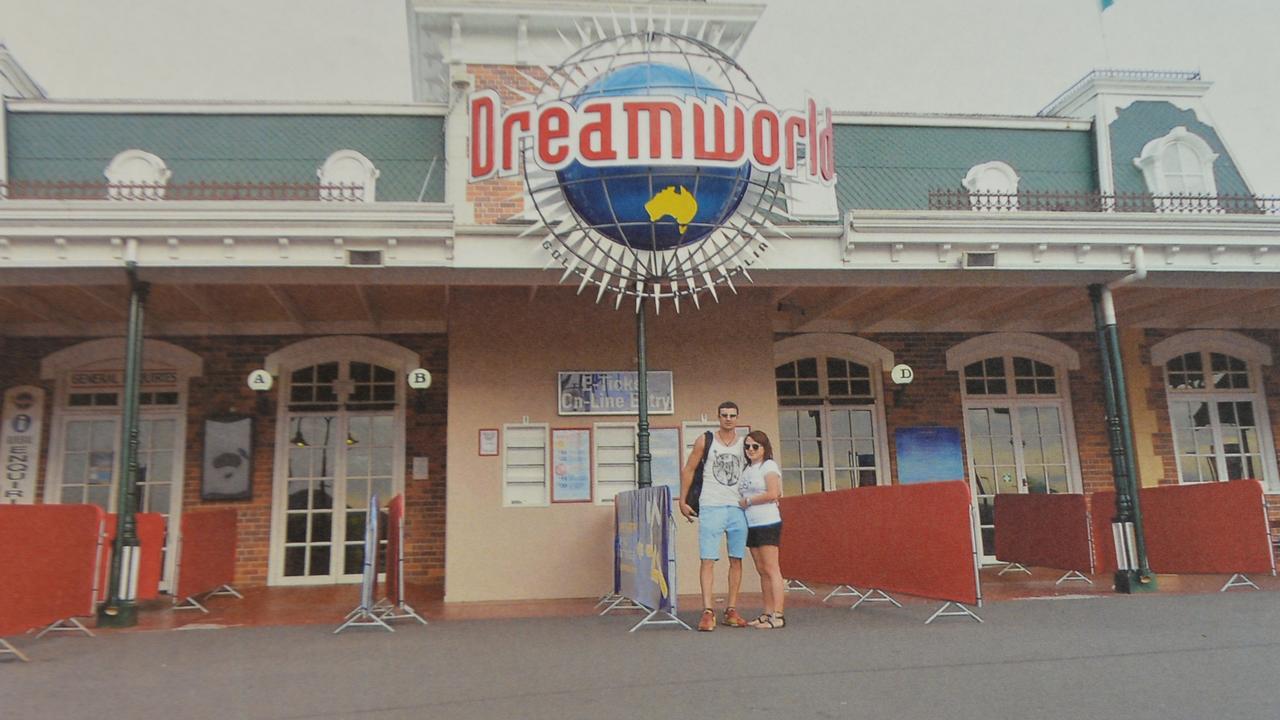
[895,427,966,485]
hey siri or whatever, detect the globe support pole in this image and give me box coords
[1088,284,1155,593]
[636,301,652,488]
[99,264,149,628]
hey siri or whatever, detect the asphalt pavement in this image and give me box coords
[4,590,1280,720]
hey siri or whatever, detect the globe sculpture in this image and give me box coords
[522,32,785,304]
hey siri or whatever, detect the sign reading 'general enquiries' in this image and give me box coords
[558,371,673,416]
[2,385,45,505]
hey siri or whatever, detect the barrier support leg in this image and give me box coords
[823,584,863,602]
[600,595,645,616]
[1056,570,1094,585]
[0,639,30,662]
[334,608,395,634]
[785,579,816,595]
[925,602,984,624]
[850,589,902,610]
[174,596,210,613]
[36,618,95,639]
[379,602,429,626]
[1220,574,1260,592]
[207,584,243,600]
[628,609,692,632]
[595,592,623,608]
[998,563,1032,576]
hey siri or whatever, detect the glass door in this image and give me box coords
[281,412,393,583]
[966,404,1069,559]
[56,415,183,588]
[777,408,826,498]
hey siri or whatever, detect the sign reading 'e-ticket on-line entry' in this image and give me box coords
[558,371,673,416]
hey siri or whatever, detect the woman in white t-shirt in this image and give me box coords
[737,430,785,629]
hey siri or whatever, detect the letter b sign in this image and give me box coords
[408,368,432,390]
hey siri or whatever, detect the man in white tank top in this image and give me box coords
[679,401,748,631]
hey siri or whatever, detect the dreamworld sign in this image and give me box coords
[465,31,836,304]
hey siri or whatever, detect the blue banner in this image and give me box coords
[614,485,674,612]
[895,427,966,485]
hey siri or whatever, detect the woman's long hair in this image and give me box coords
[744,430,774,463]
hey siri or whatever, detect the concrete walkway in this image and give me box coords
[5,590,1280,719]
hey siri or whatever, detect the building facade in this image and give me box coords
[1,2,1278,602]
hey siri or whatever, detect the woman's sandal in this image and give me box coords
[752,613,786,629]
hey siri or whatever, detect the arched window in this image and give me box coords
[962,161,1020,211]
[104,149,172,199]
[947,333,1083,559]
[773,335,892,498]
[265,337,417,585]
[1134,127,1219,206]
[1152,332,1277,489]
[40,338,202,590]
[318,149,379,202]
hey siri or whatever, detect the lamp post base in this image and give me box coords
[1114,570,1158,594]
[97,602,139,628]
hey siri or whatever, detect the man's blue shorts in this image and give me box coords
[698,505,748,560]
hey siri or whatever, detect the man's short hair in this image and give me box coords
[717,401,739,414]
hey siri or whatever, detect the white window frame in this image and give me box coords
[1151,331,1278,491]
[947,333,1085,496]
[1134,126,1220,203]
[962,160,1021,211]
[39,338,202,591]
[773,334,894,490]
[318,149,379,202]
[104,148,172,199]
[592,421,637,505]
[264,336,415,585]
[502,422,549,507]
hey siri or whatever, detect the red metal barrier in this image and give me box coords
[97,513,166,602]
[994,494,1094,573]
[175,509,238,602]
[779,481,980,605]
[1092,481,1274,575]
[0,505,104,636]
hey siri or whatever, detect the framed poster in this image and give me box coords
[478,428,499,456]
[551,428,592,503]
[202,415,253,500]
[895,426,966,485]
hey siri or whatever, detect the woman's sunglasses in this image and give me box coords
[744,443,762,451]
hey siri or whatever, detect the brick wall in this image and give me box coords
[466,64,548,225]
[0,333,447,589]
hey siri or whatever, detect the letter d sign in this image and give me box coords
[408,368,432,390]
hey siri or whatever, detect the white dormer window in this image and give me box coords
[1134,126,1219,198]
[318,150,379,202]
[104,149,172,200]
[962,161,1020,211]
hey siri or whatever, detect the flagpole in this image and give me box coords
[1096,0,1114,67]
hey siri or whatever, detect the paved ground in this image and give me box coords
[4,590,1280,720]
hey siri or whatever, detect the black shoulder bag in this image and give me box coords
[684,430,714,515]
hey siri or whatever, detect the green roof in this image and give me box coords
[6,112,446,201]
[1109,101,1251,196]
[833,124,1098,213]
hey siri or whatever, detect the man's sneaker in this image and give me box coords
[721,607,749,628]
[697,609,716,632]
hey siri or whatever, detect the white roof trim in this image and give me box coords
[833,113,1090,132]
[40,338,204,379]
[1150,330,1272,367]
[774,333,894,370]
[946,332,1080,372]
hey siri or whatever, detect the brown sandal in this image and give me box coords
[752,613,786,629]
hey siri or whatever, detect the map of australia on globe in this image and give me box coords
[644,186,698,235]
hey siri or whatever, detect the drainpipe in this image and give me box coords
[1089,246,1156,593]
[98,240,150,626]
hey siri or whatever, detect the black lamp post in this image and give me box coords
[636,301,652,488]
[98,264,149,627]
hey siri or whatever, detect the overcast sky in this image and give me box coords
[1,0,1277,192]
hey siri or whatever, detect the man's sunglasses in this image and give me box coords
[719,413,737,419]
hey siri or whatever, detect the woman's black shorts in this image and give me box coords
[746,522,782,548]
